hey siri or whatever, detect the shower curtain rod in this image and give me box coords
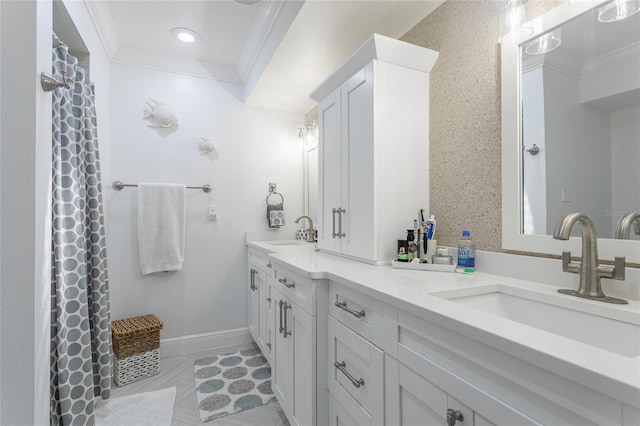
[112,181,212,193]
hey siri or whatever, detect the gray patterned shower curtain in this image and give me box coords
[50,38,112,426]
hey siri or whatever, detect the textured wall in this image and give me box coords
[401,0,560,251]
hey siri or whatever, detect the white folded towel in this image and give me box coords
[137,183,186,275]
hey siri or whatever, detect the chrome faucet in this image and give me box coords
[295,215,316,243]
[553,213,627,304]
[614,212,640,240]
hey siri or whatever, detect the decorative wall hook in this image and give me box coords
[523,144,540,155]
[40,71,73,92]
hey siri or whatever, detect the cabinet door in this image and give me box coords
[317,87,343,253]
[341,63,375,261]
[248,265,260,341]
[271,286,292,418]
[290,302,316,426]
[328,393,372,426]
[260,272,275,362]
[395,361,448,425]
[256,268,267,349]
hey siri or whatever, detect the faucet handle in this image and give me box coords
[596,256,626,281]
[561,251,581,274]
[614,257,626,280]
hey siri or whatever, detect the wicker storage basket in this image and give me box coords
[114,349,160,386]
[112,314,163,358]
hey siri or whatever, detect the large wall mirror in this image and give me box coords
[501,0,640,263]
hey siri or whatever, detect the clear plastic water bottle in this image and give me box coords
[457,230,475,273]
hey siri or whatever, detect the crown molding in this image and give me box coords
[83,0,300,86]
[582,40,640,78]
[112,46,242,84]
[83,0,120,59]
[240,0,304,101]
[236,0,285,81]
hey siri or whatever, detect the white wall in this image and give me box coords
[1,2,52,424]
[610,104,640,240]
[543,67,612,237]
[0,1,110,423]
[107,63,303,340]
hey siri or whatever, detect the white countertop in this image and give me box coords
[247,240,640,407]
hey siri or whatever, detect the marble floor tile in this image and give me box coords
[110,343,289,426]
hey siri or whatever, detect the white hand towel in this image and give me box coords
[137,183,186,275]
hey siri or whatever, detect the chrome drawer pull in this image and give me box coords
[283,302,291,338]
[279,300,284,334]
[267,262,273,268]
[337,208,345,238]
[335,301,365,319]
[332,208,338,238]
[278,277,295,288]
[334,361,364,388]
[250,269,256,291]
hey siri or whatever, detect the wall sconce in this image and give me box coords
[498,0,532,40]
[298,121,318,147]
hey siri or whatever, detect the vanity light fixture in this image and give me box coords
[298,121,318,147]
[598,0,640,22]
[170,27,201,43]
[498,0,532,40]
[524,28,562,55]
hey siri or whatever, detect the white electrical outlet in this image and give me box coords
[561,188,571,202]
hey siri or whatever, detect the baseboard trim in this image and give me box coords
[160,327,253,358]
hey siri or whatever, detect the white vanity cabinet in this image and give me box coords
[247,247,274,362]
[270,262,329,426]
[394,309,624,425]
[326,281,630,426]
[311,34,438,264]
[327,282,396,426]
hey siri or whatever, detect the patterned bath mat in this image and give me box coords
[193,344,275,422]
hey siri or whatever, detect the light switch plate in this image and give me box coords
[208,205,218,221]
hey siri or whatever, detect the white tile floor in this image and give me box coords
[110,342,289,426]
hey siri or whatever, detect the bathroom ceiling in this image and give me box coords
[86,0,444,113]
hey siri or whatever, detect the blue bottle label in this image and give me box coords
[457,246,468,267]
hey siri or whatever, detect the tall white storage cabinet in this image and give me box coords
[311,34,438,264]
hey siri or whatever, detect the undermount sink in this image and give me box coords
[266,240,305,246]
[431,284,640,358]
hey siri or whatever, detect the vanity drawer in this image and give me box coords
[329,282,372,340]
[273,264,316,315]
[329,282,398,355]
[248,247,273,276]
[327,316,384,425]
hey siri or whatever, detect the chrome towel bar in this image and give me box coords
[112,180,212,193]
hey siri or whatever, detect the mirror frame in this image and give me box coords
[501,0,640,263]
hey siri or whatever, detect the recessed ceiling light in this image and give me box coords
[235,0,260,4]
[170,27,201,43]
